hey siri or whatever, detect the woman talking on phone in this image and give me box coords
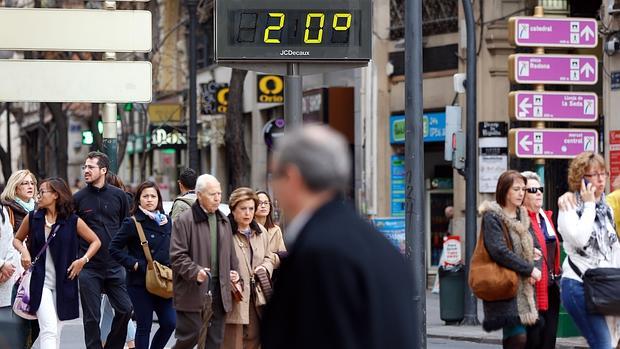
[557,152,620,349]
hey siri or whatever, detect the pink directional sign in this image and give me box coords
[509,17,597,48]
[509,91,598,122]
[509,54,598,85]
[509,128,598,159]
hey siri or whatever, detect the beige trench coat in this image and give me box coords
[266,224,286,264]
[226,224,276,325]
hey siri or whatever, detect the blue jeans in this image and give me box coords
[127,286,176,349]
[561,278,612,349]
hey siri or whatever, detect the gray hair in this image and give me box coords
[273,125,350,193]
[521,171,542,185]
[195,174,219,193]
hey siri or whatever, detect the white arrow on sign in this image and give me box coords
[519,135,533,152]
[581,62,594,78]
[580,26,594,41]
[519,97,532,116]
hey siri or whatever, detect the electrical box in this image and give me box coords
[444,105,462,161]
[452,130,466,170]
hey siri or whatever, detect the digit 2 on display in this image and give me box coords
[216,0,372,62]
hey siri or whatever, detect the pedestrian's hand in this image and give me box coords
[230,270,240,283]
[528,277,536,285]
[580,179,596,203]
[67,257,86,280]
[20,252,31,270]
[1,262,15,279]
[197,268,209,283]
[533,248,542,261]
[531,267,542,282]
[558,192,577,211]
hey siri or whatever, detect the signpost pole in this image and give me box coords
[284,62,303,129]
[533,5,545,183]
[102,1,118,173]
[461,0,480,326]
[186,0,200,171]
[406,0,426,346]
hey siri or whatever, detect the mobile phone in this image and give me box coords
[583,177,590,187]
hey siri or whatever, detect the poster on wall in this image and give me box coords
[610,131,620,187]
[391,155,405,216]
[371,217,405,254]
[479,155,508,193]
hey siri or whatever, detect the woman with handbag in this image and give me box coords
[109,181,176,349]
[520,171,561,349]
[477,170,542,349]
[13,178,101,349]
[222,187,276,349]
[557,152,620,349]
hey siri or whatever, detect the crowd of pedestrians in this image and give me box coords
[479,152,620,349]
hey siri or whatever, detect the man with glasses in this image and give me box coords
[74,151,132,349]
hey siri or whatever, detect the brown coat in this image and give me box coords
[226,223,276,325]
[266,225,286,265]
[170,201,239,313]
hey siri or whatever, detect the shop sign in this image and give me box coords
[257,74,284,103]
[150,125,187,150]
[391,154,405,217]
[371,217,405,254]
[391,112,446,144]
[200,81,229,114]
[610,131,620,187]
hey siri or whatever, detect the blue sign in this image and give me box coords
[390,112,446,144]
[372,217,406,254]
[391,155,405,217]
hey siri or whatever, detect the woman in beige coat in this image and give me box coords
[255,190,286,262]
[222,188,276,349]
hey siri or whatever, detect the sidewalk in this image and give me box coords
[426,291,588,349]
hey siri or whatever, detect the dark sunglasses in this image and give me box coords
[525,187,544,194]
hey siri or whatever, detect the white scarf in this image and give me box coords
[538,209,556,238]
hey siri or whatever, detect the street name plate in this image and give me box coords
[0,60,152,103]
[0,8,151,52]
[509,128,598,159]
[509,91,598,122]
[508,54,598,85]
[509,17,597,48]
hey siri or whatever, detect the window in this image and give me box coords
[390,0,458,40]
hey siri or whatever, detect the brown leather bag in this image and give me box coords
[133,217,174,299]
[254,267,273,300]
[468,220,519,302]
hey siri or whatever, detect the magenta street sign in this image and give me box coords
[509,17,597,48]
[509,54,598,85]
[509,91,598,122]
[509,128,598,159]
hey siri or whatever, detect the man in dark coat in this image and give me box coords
[261,126,415,349]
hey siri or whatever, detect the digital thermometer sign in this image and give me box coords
[216,0,372,62]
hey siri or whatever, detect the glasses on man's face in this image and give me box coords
[258,201,270,207]
[81,165,100,172]
[20,181,35,186]
[525,187,544,194]
[584,172,609,179]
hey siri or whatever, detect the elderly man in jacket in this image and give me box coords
[262,126,415,349]
[170,174,239,349]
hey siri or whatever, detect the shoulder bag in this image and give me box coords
[13,221,60,319]
[468,220,519,302]
[133,217,174,299]
[568,257,620,315]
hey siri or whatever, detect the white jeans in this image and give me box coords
[33,287,63,349]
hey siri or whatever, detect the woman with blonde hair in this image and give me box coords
[558,152,620,348]
[222,187,276,349]
[1,170,37,232]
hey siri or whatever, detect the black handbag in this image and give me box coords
[568,257,620,315]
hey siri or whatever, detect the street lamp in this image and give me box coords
[185,0,199,171]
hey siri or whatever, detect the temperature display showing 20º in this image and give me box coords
[216,0,372,62]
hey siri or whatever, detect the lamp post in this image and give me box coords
[186,0,199,171]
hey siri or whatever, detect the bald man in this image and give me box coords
[170,174,239,349]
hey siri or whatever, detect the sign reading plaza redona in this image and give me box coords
[509,54,598,85]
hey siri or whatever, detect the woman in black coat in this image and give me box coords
[109,181,176,349]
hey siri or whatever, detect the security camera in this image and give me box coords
[605,36,620,56]
[453,73,466,94]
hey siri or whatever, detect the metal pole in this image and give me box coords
[6,102,10,172]
[461,0,480,326]
[102,1,118,174]
[187,0,199,171]
[284,62,303,129]
[406,0,426,347]
[533,5,545,184]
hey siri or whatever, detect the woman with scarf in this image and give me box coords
[1,170,38,348]
[109,181,176,349]
[478,170,541,349]
[557,152,620,349]
[520,171,561,349]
